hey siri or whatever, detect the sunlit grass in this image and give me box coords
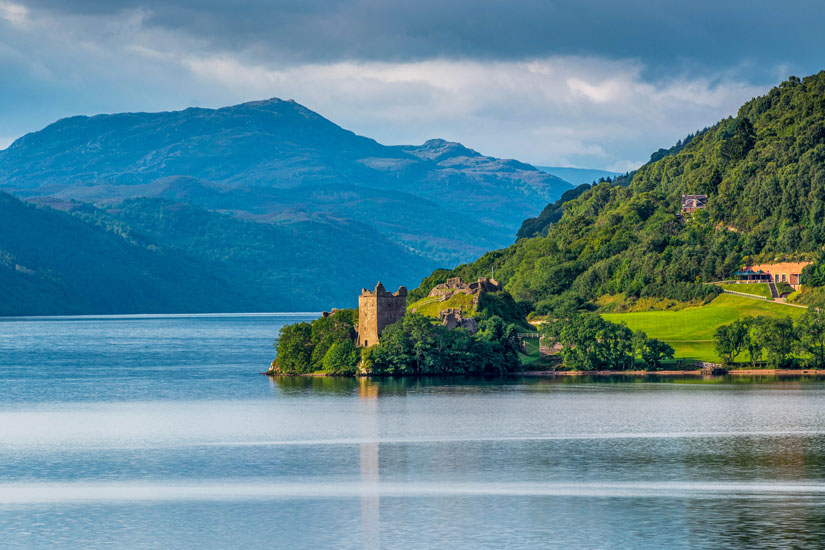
[602,294,805,362]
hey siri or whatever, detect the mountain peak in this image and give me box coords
[227,97,298,110]
[406,139,480,162]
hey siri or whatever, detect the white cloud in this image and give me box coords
[181,55,764,168]
[0,1,27,26]
[0,5,769,170]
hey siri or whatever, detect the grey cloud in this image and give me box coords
[21,0,825,80]
[0,0,821,170]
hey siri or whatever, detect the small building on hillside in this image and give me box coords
[731,269,771,282]
[681,194,708,214]
[741,261,812,290]
[357,282,407,347]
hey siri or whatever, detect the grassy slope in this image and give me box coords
[793,286,825,305]
[602,294,805,362]
[408,293,476,318]
[719,283,772,299]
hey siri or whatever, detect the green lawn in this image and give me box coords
[602,294,806,362]
[408,292,475,318]
[719,283,772,299]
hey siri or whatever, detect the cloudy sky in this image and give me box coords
[1,0,823,170]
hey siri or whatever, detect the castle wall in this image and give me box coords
[377,293,406,338]
[358,292,379,347]
[357,283,407,347]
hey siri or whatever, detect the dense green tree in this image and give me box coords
[273,322,314,374]
[797,308,825,367]
[309,309,357,367]
[631,330,648,364]
[720,117,756,162]
[357,313,521,376]
[272,309,358,375]
[757,317,798,368]
[802,261,825,287]
[640,338,676,370]
[554,314,634,371]
[714,319,749,365]
[321,340,360,375]
[743,316,764,368]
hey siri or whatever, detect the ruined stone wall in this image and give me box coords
[428,277,501,299]
[438,307,479,334]
[377,292,406,338]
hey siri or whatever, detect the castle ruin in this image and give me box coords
[357,282,407,347]
[428,276,502,307]
[438,308,479,334]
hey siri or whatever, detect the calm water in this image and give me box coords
[2,314,825,549]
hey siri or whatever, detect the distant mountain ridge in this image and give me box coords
[537,166,621,186]
[0,98,571,265]
[0,191,433,315]
[0,98,573,314]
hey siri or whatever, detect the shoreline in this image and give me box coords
[267,369,825,378]
[520,369,825,376]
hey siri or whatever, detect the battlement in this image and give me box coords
[357,282,408,347]
[360,281,408,298]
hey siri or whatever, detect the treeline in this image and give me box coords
[363,314,521,375]
[802,260,825,287]
[270,308,523,377]
[272,309,361,375]
[713,308,825,368]
[541,312,674,371]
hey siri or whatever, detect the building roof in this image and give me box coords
[681,194,708,209]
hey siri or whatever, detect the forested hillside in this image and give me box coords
[0,193,434,315]
[0,192,237,315]
[412,71,825,315]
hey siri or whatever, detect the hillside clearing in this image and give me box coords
[408,292,475,318]
[602,294,806,362]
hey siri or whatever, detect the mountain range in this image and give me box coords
[0,99,571,265]
[0,98,572,315]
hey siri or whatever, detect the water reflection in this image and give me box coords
[270,373,825,396]
[359,379,380,550]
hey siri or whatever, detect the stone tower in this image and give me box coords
[357,282,407,347]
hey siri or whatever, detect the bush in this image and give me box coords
[273,309,357,374]
[321,341,360,375]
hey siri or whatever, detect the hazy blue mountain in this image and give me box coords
[0,99,571,264]
[0,191,434,315]
[537,166,621,186]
